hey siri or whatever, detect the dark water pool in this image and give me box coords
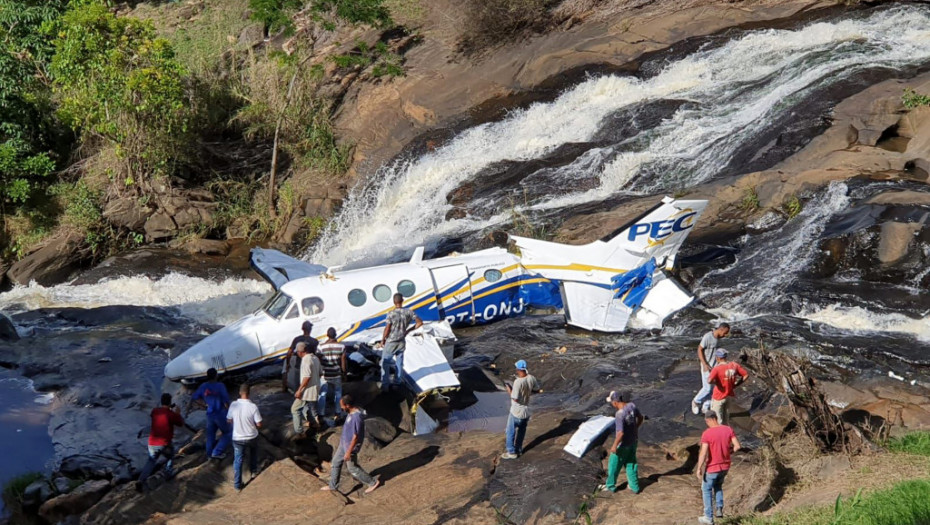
[0,369,54,517]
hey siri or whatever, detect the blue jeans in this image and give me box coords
[233,439,258,489]
[138,444,174,484]
[329,443,376,490]
[505,413,529,455]
[380,342,405,390]
[206,413,231,457]
[702,470,728,520]
[693,369,712,412]
[318,377,344,417]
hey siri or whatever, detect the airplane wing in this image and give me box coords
[249,248,328,290]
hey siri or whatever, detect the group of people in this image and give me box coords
[506,322,748,524]
[138,293,426,495]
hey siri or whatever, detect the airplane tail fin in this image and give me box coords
[599,196,708,269]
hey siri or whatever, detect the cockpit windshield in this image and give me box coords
[261,291,293,320]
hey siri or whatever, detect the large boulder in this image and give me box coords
[38,479,110,523]
[102,197,151,231]
[144,211,177,242]
[0,313,18,341]
[6,232,89,286]
[21,479,54,508]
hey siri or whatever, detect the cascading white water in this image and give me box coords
[309,5,930,267]
[695,181,851,317]
[0,274,271,326]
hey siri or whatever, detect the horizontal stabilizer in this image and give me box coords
[250,248,327,290]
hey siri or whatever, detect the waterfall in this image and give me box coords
[308,5,930,267]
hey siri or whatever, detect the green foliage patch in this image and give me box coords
[732,479,930,525]
[903,88,930,109]
[886,431,930,457]
[2,472,44,503]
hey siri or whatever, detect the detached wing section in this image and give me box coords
[250,248,328,290]
[512,197,707,332]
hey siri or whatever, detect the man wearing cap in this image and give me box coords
[599,391,644,494]
[692,324,730,415]
[706,349,748,426]
[283,321,317,393]
[695,409,741,524]
[502,359,541,460]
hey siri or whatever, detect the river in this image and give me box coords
[1,2,929,510]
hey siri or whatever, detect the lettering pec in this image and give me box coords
[627,212,696,241]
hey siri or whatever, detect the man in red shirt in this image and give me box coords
[706,349,748,426]
[138,393,185,490]
[695,410,741,524]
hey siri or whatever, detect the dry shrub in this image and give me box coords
[459,0,557,53]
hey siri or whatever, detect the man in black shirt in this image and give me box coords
[282,321,318,392]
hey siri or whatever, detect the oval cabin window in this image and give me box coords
[484,269,503,283]
[397,279,416,298]
[302,297,325,315]
[373,284,392,303]
[347,289,367,307]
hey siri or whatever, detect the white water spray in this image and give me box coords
[309,6,930,266]
[0,274,271,326]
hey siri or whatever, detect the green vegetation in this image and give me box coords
[0,0,407,267]
[902,88,930,110]
[741,187,761,211]
[2,472,44,503]
[886,430,930,457]
[730,479,930,525]
[782,195,802,219]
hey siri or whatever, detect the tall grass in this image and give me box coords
[886,431,930,457]
[2,472,44,503]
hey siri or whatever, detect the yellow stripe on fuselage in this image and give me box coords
[523,263,627,274]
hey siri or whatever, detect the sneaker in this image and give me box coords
[691,402,700,415]
[716,508,724,519]
[698,516,714,524]
[500,452,518,460]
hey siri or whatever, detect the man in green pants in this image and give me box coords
[599,391,644,494]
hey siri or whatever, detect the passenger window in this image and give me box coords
[373,284,391,302]
[302,297,325,315]
[285,305,299,319]
[397,279,416,297]
[348,289,367,307]
[484,269,503,283]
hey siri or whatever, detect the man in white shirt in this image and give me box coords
[227,382,263,491]
[292,342,322,435]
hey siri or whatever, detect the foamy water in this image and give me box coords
[801,305,930,341]
[309,6,930,266]
[0,273,271,326]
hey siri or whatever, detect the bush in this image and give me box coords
[902,88,930,110]
[2,472,44,503]
[459,0,555,52]
[311,0,393,28]
[249,0,302,34]
[49,1,194,181]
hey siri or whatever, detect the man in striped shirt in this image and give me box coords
[317,327,347,424]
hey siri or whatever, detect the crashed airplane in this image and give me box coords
[164,197,708,401]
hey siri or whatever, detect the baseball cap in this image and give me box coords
[302,320,313,331]
[605,391,623,403]
[515,359,528,371]
[715,348,728,358]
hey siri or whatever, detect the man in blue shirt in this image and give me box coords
[599,391,644,494]
[188,368,231,459]
[320,394,380,494]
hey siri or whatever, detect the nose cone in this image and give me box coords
[164,313,265,381]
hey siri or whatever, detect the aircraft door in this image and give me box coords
[429,264,474,325]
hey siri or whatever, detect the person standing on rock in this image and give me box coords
[292,342,323,435]
[695,410,741,524]
[138,393,185,490]
[283,321,317,393]
[188,367,231,460]
[502,359,541,460]
[598,391,644,494]
[707,349,749,426]
[317,327,347,424]
[692,323,730,415]
[321,394,381,494]
[227,382,263,492]
[379,293,422,392]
